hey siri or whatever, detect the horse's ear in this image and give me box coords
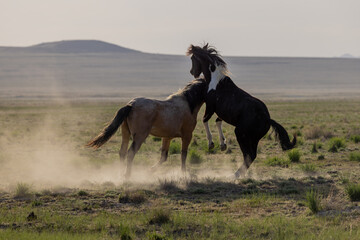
[210,64,216,72]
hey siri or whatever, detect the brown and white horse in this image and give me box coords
[87,78,208,179]
[187,44,296,178]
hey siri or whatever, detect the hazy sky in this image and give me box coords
[1,0,359,57]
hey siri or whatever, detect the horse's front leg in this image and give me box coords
[203,99,216,150]
[203,120,214,150]
[215,118,227,151]
[151,138,171,169]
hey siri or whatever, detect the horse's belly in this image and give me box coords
[150,126,181,138]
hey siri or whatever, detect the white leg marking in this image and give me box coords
[203,121,214,149]
[216,121,226,146]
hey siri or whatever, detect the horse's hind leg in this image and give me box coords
[180,134,192,173]
[216,118,227,151]
[124,132,148,179]
[151,138,171,169]
[119,122,130,163]
[234,127,258,178]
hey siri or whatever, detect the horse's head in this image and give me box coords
[186,43,227,83]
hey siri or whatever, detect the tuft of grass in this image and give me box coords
[152,136,161,142]
[189,149,203,164]
[339,174,350,184]
[328,137,346,152]
[311,142,318,153]
[14,183,33,199]
[31,200,43,207]
[300,163,317,172]
[119,191,147,204]
[169,141,181,154]
[349,152,360,162]
[294,129,302,137]
[306,188,322,214]
[317,154,325,160]
[148,208,171,225]
[345,183,360,201]
[305,126,333,140]
[288,148,301,162]
[350,135,360,143]
[264,157,290,167]
[146,232,167,240]
[78,190,89,197]
[158,179,178,192]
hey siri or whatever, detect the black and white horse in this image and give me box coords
[187,44,296,178]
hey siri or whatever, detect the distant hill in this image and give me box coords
[339,53,357,59]
[0,40,360,100]
[0,40,143,54]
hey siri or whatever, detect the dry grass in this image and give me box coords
[305,126,333,140]
[2,99,360,239]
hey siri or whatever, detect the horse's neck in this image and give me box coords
[208,65,226,93]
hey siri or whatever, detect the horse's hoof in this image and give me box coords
[220,143,227,151]
[226,174,237,181]
[208,142,215,150]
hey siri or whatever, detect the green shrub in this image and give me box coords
[265,157,290,167]
[295,129,302,137]
[189,149,203,164]
[288,149,301,162]
[147,232,167,240]
[328,137,346,152]
[339,174,350,184]
[300,163,316,172]
[351,135,360,143]
[31,200,43,207]
[152,136,162,142]
[148,209,171,225]
[306,188,322,214]
[14,183,32,198]
[169,141,181,154]
[345,183,360,201]
[349,152,360,162]
[311,142,318,153]
[78,190,89,196]
[119,191,147,204]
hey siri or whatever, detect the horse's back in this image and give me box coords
[215,77,270,126]
[127,96,195,138]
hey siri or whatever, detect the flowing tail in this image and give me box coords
[87,105,132,148]
[269,119,297,150]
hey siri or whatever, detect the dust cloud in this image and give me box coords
[0,103,239,192]
[0,110,115,191]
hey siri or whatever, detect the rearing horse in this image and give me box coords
[187,44,296,178]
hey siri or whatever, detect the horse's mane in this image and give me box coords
[186,43,227,68]
[167,78,207,113]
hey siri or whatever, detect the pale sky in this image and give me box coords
[1,0,359,57]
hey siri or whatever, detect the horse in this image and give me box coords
[187,43,296,178]
[87,78,209,179]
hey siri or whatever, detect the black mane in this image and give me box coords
[187,43,226,67]
[180,78,207,113]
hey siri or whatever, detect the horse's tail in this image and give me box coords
[269,119,297,150]
[87,105,132,148]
